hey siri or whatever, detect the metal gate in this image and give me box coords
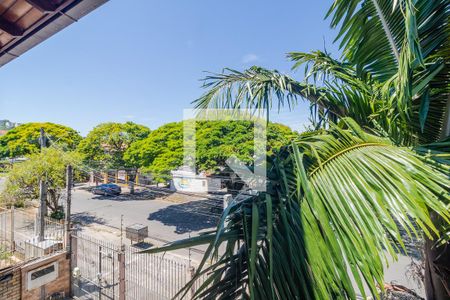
[124,246,190,300]
[70,232,203,300]
[71,233,120,299]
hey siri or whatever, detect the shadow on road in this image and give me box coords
[131,241,153,249]
[72,212,107,226]
[91,190,162,201]
[148,200,220,234]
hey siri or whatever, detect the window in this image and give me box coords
[27,262,59,290]
[31,265,55,280]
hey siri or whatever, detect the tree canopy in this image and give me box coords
[124,121,297,182]
[0,122,81,158]
[77,122,150,170]
[0,148,81,214]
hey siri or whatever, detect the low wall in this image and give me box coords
[0,265,21,300]
[21,252,70,299]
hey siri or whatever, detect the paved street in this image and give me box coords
[71,185,220,261]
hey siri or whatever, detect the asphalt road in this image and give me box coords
[71,185,219,261]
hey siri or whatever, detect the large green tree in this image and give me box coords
[77,122,150,170]
[124,121,296,183]
[124,122,183,183]
[0,122,81,158]
[145,1,450,299]
[0,148,81,214]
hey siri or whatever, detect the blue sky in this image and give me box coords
[0,0,339,135]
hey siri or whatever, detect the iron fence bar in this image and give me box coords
[68,231,207,300]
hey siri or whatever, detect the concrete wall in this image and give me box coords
[21,252,70,299]
[171,170,223,193]
[0,265,21,300]
[171,175,209,193]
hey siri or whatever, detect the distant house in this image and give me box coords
[0,119,19,129]
[0,119,20,136]
[170,167,223,193]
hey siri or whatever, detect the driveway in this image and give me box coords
[71,185,220,261]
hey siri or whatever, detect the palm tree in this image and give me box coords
[144,1,450,299]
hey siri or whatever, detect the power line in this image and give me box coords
[44,133,228,218]
[44,132,261,227]
[44,131,254,194]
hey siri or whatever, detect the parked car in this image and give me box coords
[92,184,121,196]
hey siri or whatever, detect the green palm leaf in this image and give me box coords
[143,119,449,299]
[327,0,449,143]
[288,50,369,86]
[193,67,327,115]
[326,0,448,80]
[288,50,377,126]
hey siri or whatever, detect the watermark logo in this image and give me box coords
[183,109,267,192]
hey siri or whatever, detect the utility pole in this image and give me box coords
[65,165,73,251]
[38,181,47,242]
[65,165,73,300]
[118,214,125,300]
[10,206,14,252]
[39,127,46,151]
[128,170,136,195]
[38,127,47,242]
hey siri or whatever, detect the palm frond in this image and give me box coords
[192,66,324,115]
[288,50,374,90]
[144,119,450,299]
[286,50,419,145]
[326,0,448,81]
[415,14,450,143]
[287,51,379,128]
[327,0,402,80]
[415,137,450,170]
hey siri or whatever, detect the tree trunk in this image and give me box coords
[46,189,60,213]
[425,104,450,299]
[424,212,450,300]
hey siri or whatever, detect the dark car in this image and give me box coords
[92,184,121,196]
